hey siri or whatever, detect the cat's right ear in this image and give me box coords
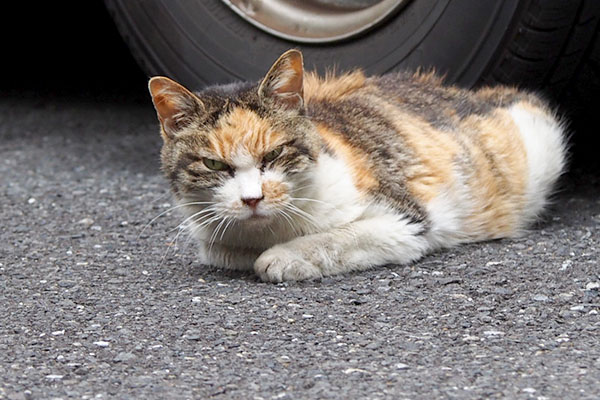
[148,77,204,140]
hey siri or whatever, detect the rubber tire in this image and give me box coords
[104,0,599,93]
[554,2,600,169]
[104,0,524,89]
[480,0,600,95]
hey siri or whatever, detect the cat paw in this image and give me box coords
[254,247,322,282]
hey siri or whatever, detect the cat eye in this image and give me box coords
[203,158,230,171]
[263,146,283,163]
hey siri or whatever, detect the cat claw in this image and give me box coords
[254,247,323,282]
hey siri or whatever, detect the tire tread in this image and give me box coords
[483,0,600,96]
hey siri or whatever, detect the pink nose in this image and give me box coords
[242,196,264,208]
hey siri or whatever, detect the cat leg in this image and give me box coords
[254,215,429,282]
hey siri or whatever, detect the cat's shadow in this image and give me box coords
[182,261,354,286]
[186,263,259,283]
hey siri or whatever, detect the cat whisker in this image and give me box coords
[139,201,216,239]
[148,190,173,206]
[290,197,335,207]
[169,206,218,234]
[290,181,319,192]
[291,179,321,193]
[265,223,276,237]
[178,200,218,207]
[290,196,355,219]
[173,208,223,243]
[167,217,216,256]
[181,224,201,253]
[276,209,302,238]
[219,216,236,241]
[283,203,321,229]
[285,201,320,219]
[187,214,223,238]
[176,213,223,256]
[206,213,230,255]
[282,207,321,235]
[159,223,189,269]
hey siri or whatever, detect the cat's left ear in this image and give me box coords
[258,49,304,110]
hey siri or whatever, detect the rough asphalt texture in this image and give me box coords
[1,92,599,400]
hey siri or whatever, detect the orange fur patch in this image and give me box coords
[208,108,283,163]
[403,126,461,204]
[316,123,379,193]
[372,98,461,203]
[371,96,528,237]
[458,109,528,237]
[262,180,287,202]
[304,70,367,103]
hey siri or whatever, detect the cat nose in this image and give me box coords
[242,196,264,208]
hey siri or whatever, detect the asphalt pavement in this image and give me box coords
[1,87,600,400]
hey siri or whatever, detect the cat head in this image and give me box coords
[148,49,321,224]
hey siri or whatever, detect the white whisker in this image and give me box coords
[190,214,222,232]
[291,183,319,192]
[219,217,236,241]
[283,203,320,231]
[139,201,216,239]
[290,197,334,207]
[159,224,188,268]
[169,206,217,233]
[277,209,301,237]
[207,215,228,259]
[266,223,276,237]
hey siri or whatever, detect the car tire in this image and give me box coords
[104,0,600,93]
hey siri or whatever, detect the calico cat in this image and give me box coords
[148,49,566,282]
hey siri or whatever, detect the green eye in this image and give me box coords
[263,146,283,163]
[202,158,230,171]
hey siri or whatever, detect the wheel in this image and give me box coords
[104,0,600,92]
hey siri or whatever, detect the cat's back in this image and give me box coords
[305,69,549,132]
[305,69,567,242]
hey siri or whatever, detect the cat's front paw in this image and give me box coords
[254,246,322,282]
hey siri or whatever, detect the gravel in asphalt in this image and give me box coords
[1,93,599,399]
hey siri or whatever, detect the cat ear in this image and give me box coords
[148,76,204,140]
[258,49,304,110]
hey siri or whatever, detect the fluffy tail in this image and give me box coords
[509,103,568,225]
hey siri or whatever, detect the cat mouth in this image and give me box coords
[240,209,270,222]
[248,212,267,219]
